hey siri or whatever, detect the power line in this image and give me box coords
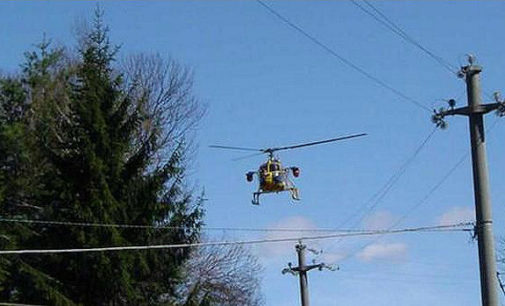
[393,153,468,227]
[322,127,437,258]
[337,126,437,230]
[395,116,501,227]
[0,217,387,233]
[338,272,475,286]
[0,304,42,306]
[0,222,472,255]
[497,272,505,298]
[341,117,502,263]
[350,0,458,75]
[0,218,180,230]
[341,152,469,262]
[340,269,474,282]
[255,0,431,113]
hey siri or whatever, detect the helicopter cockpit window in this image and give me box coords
[269,163,279,172]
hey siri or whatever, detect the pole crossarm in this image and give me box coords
[432,98,505,129]
[436,102,503,117]
[290,263,330,273]
[283,262,338,275]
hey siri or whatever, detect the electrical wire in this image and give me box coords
[0,217,386,233]
[339,269,474,282]
[392,153,468,227]
[338,274,474,286]
[320,127,437,259]
[340,152,469,262]
[396,116,501,225]
[341,117,502,262]
[350,256,474,269]
[497,272,505,298]
[350,0,458,75]
[337,126,437,230]
[0,222,472,255]
[255,0,432,113]
[0,304,42,306]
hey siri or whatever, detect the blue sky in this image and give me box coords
[1,1,505,305]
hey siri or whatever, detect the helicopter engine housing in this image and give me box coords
[246,172,254,182]
[292,167,300,177]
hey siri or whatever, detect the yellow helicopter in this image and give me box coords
[210,133,367,205]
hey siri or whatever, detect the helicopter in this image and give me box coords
[210,133,367,205]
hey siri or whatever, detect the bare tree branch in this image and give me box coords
[120,54,206,170]
[176,242,264,306]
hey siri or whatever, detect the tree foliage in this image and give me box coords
[0,10,204,305]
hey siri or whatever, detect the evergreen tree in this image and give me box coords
[0,40,76,304]
[0,11,203,305]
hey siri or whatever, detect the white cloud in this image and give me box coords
[356,242,407,262]
[319,251,346,264]
[362,211,395,230]
[438,206,475,226]
[259,216,317,257]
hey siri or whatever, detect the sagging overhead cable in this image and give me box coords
[0,222,473,255]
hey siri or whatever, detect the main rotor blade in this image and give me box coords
[232,152,265,161]
[269,133,367,152]
[209,145,262,152]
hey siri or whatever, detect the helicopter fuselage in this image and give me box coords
[258,159,286,192]
[247,158,300,204]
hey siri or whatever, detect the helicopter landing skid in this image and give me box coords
[252,192,262,205]
[290,188,300,201]
[251,189,300,205]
